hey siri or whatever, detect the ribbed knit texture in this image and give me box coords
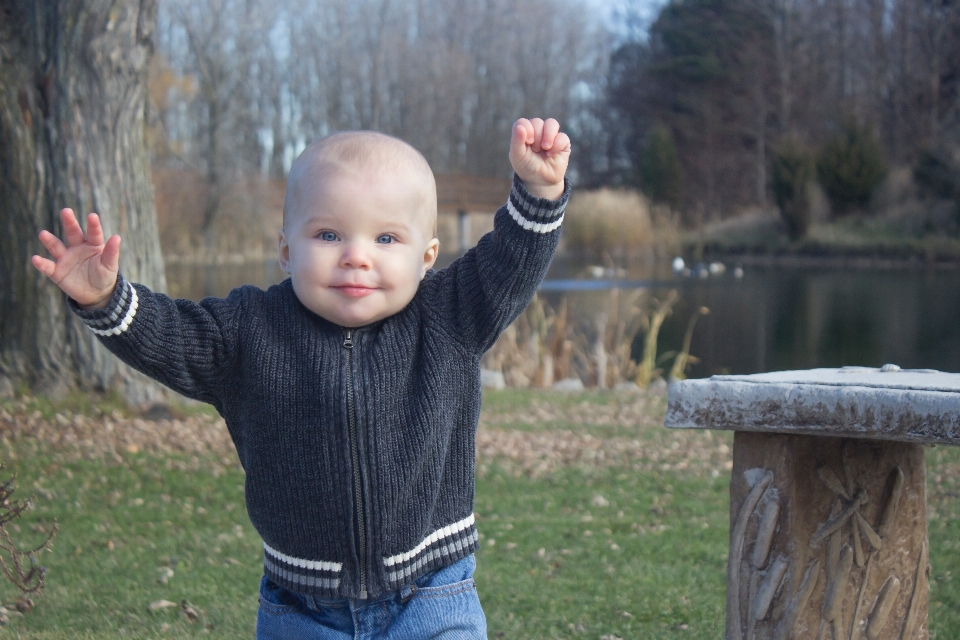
[71,175,569,599]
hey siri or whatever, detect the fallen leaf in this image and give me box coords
[180,599,200,623]
[149,600,177,612]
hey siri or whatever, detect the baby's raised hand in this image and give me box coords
[32,209,121,310]
[509,117,571,200]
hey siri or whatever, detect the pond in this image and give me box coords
[164,256,960,379]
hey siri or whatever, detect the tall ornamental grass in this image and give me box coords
[561,189,681,260]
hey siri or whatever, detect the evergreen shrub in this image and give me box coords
[914,148,960,200]
[640,125,684,210]
[772,139,814,240]
[816,122,887,215]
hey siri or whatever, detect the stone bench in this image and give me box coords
[665,366,960,640]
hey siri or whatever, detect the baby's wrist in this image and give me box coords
[76,279,120,311]
[78,292,113,311]
[519,179,565,201]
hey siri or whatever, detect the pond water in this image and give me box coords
[165,255,960,379]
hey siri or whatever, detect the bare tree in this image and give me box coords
[155,0,604,187]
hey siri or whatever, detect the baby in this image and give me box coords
[33,118,570,638]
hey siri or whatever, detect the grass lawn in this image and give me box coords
[0,389,958,638]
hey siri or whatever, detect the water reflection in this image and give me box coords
[164,259,960,377]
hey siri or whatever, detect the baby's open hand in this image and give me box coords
[32,209,121,310]
[509,117,571,200]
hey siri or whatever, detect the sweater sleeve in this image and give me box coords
[69,274,243,406]
[423,174,569,355]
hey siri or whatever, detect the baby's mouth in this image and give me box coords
[333,285,377,298]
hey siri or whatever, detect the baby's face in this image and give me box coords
[279,166,439,328]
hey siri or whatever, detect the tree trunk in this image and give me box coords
[0,0,167,406]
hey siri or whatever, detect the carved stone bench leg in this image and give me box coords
[726,432,929,640]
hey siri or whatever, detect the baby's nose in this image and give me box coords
[339,242,372,269]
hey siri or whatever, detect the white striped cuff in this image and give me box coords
[504,177,567,235]
[76,278,139,337]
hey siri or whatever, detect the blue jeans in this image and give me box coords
[256,554,487,639]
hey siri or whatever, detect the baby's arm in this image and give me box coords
[423,117,571,353]
[33,209,240,404]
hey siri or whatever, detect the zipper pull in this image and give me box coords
[343,329,354,349]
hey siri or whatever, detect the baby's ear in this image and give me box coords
[278,227,291,274]
[421,238,440,278]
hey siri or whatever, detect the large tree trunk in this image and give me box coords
[0,0,167,406]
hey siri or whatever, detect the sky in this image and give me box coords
[585,0,665,40]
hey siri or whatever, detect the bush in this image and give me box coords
[816,122,887,215]
[914,147,960,200]
[772,139,815,240]
[640,125,684,210]
[563,189,653,257]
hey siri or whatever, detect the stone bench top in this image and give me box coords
[664,366,960,445]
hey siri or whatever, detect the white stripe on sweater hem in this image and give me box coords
[264,558,341,589]
[264,542,343,573]
[88,283,139,337]
[382,514,475,567]
[385,529,479,583]
[507,200,564,234]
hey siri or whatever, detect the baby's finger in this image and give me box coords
[85,213,106,246]
[547,132,572,158]
[61,208,86,247]
[101,235,122,274]
[529,118,545,153]
[509,119,534,166]
[31,255,57,278]
[540,119,561,151]
[513,118,534,144]
[38,229,68,259]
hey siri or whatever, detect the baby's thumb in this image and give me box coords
[509,119,533,167]
[102,235,122,274]
[31,255,56,278]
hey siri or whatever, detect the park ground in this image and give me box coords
[0,389,959,638]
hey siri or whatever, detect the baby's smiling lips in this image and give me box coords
[332,284,378,298]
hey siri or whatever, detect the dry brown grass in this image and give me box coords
[480,293,638,389]
[153,168,284,263]
[477,392,732,478]
[561,188,681,260]
[0,392,734,480]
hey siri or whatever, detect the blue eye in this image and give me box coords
[319,231,339,242]
[376,234,395,244]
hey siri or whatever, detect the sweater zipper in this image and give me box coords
[343,329,368,599]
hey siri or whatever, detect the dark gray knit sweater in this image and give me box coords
[72,176,568,600]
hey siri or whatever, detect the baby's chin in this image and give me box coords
[309,297,417,328]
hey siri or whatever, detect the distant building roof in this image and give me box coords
[436,174,511,214]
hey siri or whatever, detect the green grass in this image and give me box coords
[0,390,959,638]
[1,442,260,638]
[475,464,728,638]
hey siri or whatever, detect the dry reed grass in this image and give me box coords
[561,188,681,260]
[153,168,284,263]
[482,292,649,389]
[483,290,706,390]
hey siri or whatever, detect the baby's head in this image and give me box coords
[279,131,440,327]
